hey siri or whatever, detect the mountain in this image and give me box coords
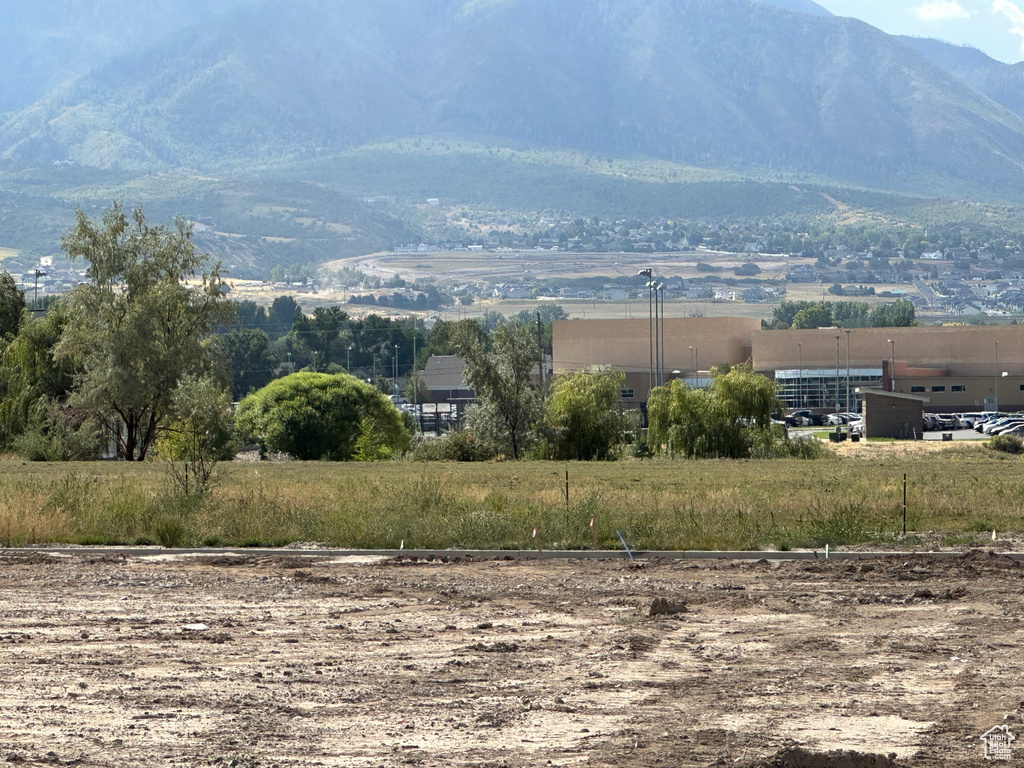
[899,36,1024,121]
[754,0,831,15]
[3,0,1024,202]
[0,1,251,116]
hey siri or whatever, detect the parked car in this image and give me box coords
[785,410,823,427]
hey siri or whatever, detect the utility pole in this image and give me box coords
[653,281,660,387]
[887,339,896,392]
[412,335,417,407]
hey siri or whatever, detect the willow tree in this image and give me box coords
[647,363,782,459]
[55,204,230,460]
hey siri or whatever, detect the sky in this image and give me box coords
[814,0,1024,63]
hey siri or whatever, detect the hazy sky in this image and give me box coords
[814,0,1024,63]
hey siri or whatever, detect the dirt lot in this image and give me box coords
[1,550,1022,767]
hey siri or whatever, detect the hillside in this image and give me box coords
[2,0,1024,201]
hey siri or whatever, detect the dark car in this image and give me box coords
[786,409,823,427]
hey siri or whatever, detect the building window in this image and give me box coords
[952,385,965,392]
[620,389,634,399]
[911,386,925,393]
[931,386,946,392]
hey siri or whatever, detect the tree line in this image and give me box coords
[0,205,832,473]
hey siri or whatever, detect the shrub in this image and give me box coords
[987,434,1024,455]
[410,430,495,461]
[236,372,410,460]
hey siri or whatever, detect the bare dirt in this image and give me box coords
[1,550,1022,767]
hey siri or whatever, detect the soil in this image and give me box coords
[1,549,1022,767]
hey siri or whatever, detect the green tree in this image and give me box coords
[213,328,277,400]
[0,300,77,448]
[0,271,25,341]
[869,298,917,328]
[544,367,630,460]
[792,302,834,329]
[457,322,542,460]
[55,203,230,461]
[647,363,783,459]
[157,374,236,494]
[235,372,410,461]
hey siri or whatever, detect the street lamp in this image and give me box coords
[887,339,896,392]
[347,345,354,373]
[689,345,694,388]
[393,344,399,396]
[844,329,852,415]
[994,340,999,411]
[797,342,802,409]
[835,334,841,419]
[637,269,653,397]
[33,269,47,305]
[658,283,666,388]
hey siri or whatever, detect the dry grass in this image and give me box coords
[0,444,1020,551]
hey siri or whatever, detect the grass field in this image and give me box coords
[0,445,1021,551]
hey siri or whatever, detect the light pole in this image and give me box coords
[844,329,852,415]
[658,283,666,388]
[33,269,47,304]
[694,346,699,388]
[393,344,399,396]
[887,339,896,392]
[347,345,353,373]
[835,334,841,420]
[994,340,999,411]
[652,280,660,387]
[797,342,803,409]
[638,269,653,397]
[689,345,694,388]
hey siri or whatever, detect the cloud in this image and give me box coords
[915,0,971,20]
[993,0,1024,55]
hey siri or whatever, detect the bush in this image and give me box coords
[410,430,496,461]
[987,434,1024,455]
[236,372,411,460]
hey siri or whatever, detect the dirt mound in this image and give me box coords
[739,746,901,768]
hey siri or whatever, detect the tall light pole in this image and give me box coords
[694,346,699,388]
[347,345,353,373]
[658,283,666,387]
[844,329,852,414]
[994,340,999,411]
[393,343,399,396]
[797,342,802,408]
[835,334,841,419]
[887,339,896,392]
[638,269,653,397]
[689,345,694,388]
[652,280,660,387]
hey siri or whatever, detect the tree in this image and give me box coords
[157,374,236,494]
[213,328,277,400]
[544,367,630,460]
[457,322,542,460]
[55,203,230,461]
[792,302,833,329]
[235,372,410,461]
[0,299,77,448]
[0,271,25,341]
[869,298,917,328]
[647,363,783,459]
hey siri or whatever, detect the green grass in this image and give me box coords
[0,448,1021,551]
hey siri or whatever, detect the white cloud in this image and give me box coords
[994,0,1024,55]
[914,0,971,20]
